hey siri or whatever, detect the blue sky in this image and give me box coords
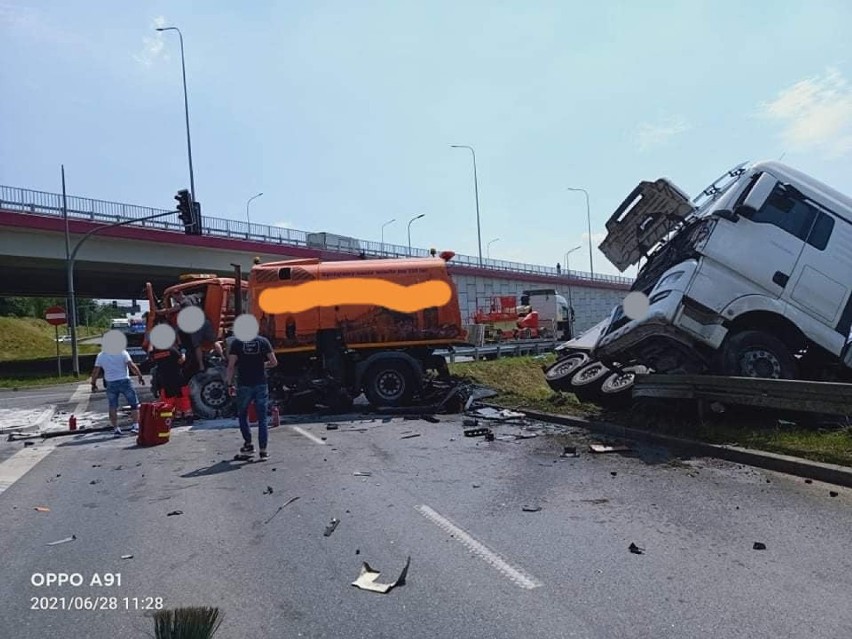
[1,0,851,277]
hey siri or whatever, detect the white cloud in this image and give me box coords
[134,16,169,67]
[759,68,852,158]
[635,116,691,151]
[273,221,293,228]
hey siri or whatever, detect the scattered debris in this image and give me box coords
[753,542,767,550]
[121,554,134,560]
[472,484,481,489]
[421,415,440,424]
[353,471,372,477]
[24,441,33,447]
[463,418,478,427]
[830,491,839,498]
[463,427,492,438]
[590,444,630,454]
[484,431,495,442]
[561,446,579,458]
[469,407,525,421]
[326,424,339,430]
[47,535,76,546]
[580,498,609,505]
[628,542,644,555]
[610,471,618,477]
[804,479,812,484]
[167,510,183,517]
[351,556,411,594]
[34,506,50,513]
[324,518,340,537]
[264,496,300,524]
[522,505,542,512]
[89,479,102,485]
[356,549,360,555]
[92,464,101,468]
[263,486,274,495]
[401,433,422,440]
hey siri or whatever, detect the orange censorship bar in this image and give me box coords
[258,278,454,314]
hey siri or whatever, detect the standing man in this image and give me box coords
[225,333,277,460]
[90,347,145,437]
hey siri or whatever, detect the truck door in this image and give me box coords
[700,176,809,300]
[787,202,852,336]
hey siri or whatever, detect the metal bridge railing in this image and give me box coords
[0,184,633,286]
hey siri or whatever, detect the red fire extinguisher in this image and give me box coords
[271,405,280,428]
[69,415,77,431]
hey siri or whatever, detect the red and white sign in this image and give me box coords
[44,306,67,326]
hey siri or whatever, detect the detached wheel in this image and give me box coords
[598,365,648,408]
[363,360,416,407]
[570,360,611,403]
[188,368,235,419]
[544,352,590,391]
[721,330,798,379]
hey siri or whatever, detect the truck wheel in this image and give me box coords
[544,352,590,391]
[363,360,415,407]
[721,330,798,379]
[188,368,235,419]
[570,360,611,403]
[598,365,648,408]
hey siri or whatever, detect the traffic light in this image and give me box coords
[175,189,193,234]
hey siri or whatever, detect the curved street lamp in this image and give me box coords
[245,192,263,230]
[381,218,396,255]
[487,237,500,259]
[566,187,594,278]
[407,214,425,256]
[451,144,483,266]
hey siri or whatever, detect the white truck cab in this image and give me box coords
[593,161,852,381]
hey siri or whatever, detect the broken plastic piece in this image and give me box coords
[353,471,372,477]
[263,486,274,495]
[326,424,339,430]
[462,418,477,427]
[324,518,340,537]
[753,542,767,550]
[628,542,644,555]
[167,510,183,517]
[351,556,411,593]
[484,431,495,442]
[121,554,134,560]
[47,535,76,546]
[522,505,541,512]
[34,506,50,513]
[830,491,839,497]
[590,444,631,453]
[264,496,301,524]
[463,427,492,438]
[401,433,422,439]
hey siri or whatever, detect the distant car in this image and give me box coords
[55,335,72,343]
[126,347,148,365]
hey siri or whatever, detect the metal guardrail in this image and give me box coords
[436,338,558,362]
[0,184,633,286]
[633,374,852,416]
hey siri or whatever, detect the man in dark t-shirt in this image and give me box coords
[225,336,277,460]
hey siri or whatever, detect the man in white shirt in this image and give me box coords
[90,348,146,437]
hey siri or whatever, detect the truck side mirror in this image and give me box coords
[736,172,777,217]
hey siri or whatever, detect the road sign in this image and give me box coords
[45,306,67,326]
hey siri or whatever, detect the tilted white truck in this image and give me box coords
[546,160,852,405]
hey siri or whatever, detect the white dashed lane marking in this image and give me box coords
[415,504,543,590]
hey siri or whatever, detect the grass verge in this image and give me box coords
[0,317,101,361]
[0,375,86,390]
[450,356,852,467]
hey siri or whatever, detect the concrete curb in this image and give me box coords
[508,406,852,489]
[0,406,56,436]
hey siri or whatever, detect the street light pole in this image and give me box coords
[566,187,594,278]
[157,26,196,206]
[487,237,500,259]
[407,214,425,256]
[66,210,181,375]
[245,192,263,232]
[381,218,396,256]
[564,245,581,338]
[451,145,483,266]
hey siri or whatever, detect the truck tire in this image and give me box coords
[188,368,236,419]
[570,360,611,403]
[363,360,416,407]
[598,365,648,408]
[721,330,798,379]
[544,352,590,391]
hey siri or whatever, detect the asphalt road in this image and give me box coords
[0,406,851,639]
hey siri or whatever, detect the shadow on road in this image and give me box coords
[180,460,247,478]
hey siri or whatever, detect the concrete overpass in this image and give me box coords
[0,185,632,333]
